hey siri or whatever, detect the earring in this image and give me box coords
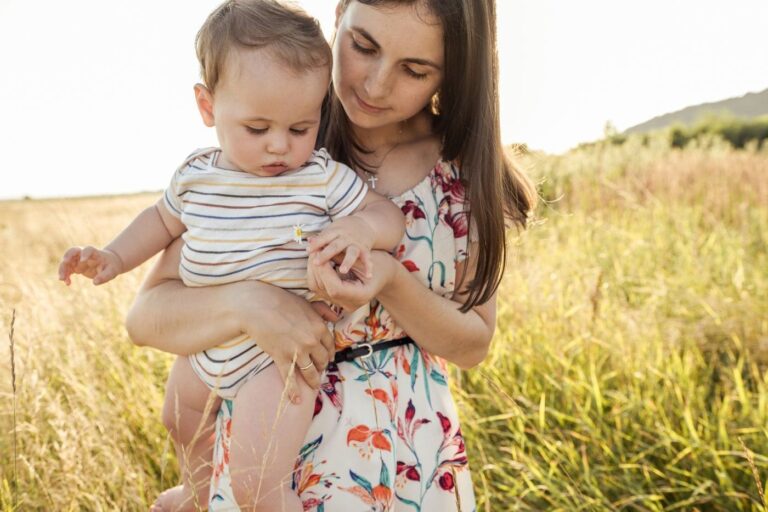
[430,91,441,115]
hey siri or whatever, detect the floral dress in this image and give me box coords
[208,160,477,511]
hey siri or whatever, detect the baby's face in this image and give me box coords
[209,49,329,176]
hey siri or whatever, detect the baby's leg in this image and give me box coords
[229,363,316,511]
[155,356,221,512]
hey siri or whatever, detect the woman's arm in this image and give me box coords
[375,242,496,369]
[126,237,242,353]
[308,242,496,369]
[126,237,338,390]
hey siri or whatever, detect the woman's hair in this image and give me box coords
[322,0,537,312]
[195,0,332,91]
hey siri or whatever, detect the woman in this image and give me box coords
[127,0,535,509]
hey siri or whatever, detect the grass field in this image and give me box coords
[1,138,767,510]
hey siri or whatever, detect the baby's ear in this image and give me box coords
[194,84,215,127]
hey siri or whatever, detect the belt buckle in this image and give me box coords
[359,343,373,360]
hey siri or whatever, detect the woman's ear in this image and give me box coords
[194,84,215,127]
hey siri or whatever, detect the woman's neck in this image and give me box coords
[351,111,433,153]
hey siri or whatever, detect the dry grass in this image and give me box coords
[1,140,767,510]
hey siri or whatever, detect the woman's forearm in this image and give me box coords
[125,236,253,355]
[376,255,497,369]
[126,278,247,355]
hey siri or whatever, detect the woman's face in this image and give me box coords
[333,1,444,131]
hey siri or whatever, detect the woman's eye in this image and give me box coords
[351,37,375,55]
[404,66,428,80]
[246,126,267,135]
[290,128,309,135]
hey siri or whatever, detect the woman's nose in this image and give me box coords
[363,61,391,100]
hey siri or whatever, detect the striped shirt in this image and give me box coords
[164,147,367,295]
[163,147,368,397]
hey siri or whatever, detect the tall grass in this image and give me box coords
[0,140,766,510]
[455,140,768,511]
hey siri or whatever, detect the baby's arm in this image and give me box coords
[59,200,185,285]
[308,190,405,277]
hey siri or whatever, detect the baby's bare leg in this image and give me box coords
[229,364,316,511]
[154,356,220,512]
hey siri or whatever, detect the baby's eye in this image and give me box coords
[246,126,267,135]
[290,128,309,135]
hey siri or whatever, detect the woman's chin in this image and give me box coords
[341,99,393,130]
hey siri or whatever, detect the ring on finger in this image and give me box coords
[297,360,314,371]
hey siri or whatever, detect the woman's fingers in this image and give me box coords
[273,356,303,404]
[308,301,337,362]
[295,353,322,390]
[308,344,330,373]
[321,326,336,364]
[309,301,340,323]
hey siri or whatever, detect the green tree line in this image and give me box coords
[594,116,768,150]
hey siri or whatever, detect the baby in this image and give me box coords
[58,1,404,510]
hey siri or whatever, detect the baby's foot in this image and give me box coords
[150,484,206,512]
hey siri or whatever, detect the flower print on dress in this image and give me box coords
[346,424,393,459]
[342,462,394,512]
[207,160,477,511]
[293,436,340,511]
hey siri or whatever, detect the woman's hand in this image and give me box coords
[127,237,339,403]
[307,250,398,312]
[234,285,339,402]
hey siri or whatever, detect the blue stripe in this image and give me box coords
[329,177,361,211]
[184,241,286,255]
[180,190,325,199]
[202,358,274,391]
[181,256,308,278]
[164,190,182,216]
[183,210,328,220]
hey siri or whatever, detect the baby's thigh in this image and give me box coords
[164,355,219,415]
[229,364,316,476]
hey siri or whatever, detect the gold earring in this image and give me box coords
[430,91,441,115]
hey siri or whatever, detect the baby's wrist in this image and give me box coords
[103,248,126,274]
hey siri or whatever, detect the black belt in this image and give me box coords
[333,336,414,364]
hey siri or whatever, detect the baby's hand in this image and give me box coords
[58,246,124,286]
[308,216,374,278]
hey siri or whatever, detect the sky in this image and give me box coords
[1,0,766,199]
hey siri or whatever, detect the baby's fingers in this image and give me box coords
[72,246,103,279]
[307,231,337,255]
[58,247,82,285]
[79,246,100,264]
[338,246,360,275]
[92,264,118,286]
[313,238,348,267]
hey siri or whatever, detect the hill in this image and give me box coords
[625,87,768,134]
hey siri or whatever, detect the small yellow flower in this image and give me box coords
[293,224,305,245]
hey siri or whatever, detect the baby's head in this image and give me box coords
[194,0,332,176]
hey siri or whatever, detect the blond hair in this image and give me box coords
[196,0,331,91]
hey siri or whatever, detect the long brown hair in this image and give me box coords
[321,0,537,312]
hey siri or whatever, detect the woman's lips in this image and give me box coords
[355,92,387,114]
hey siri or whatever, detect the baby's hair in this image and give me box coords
[196,0,332,91]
